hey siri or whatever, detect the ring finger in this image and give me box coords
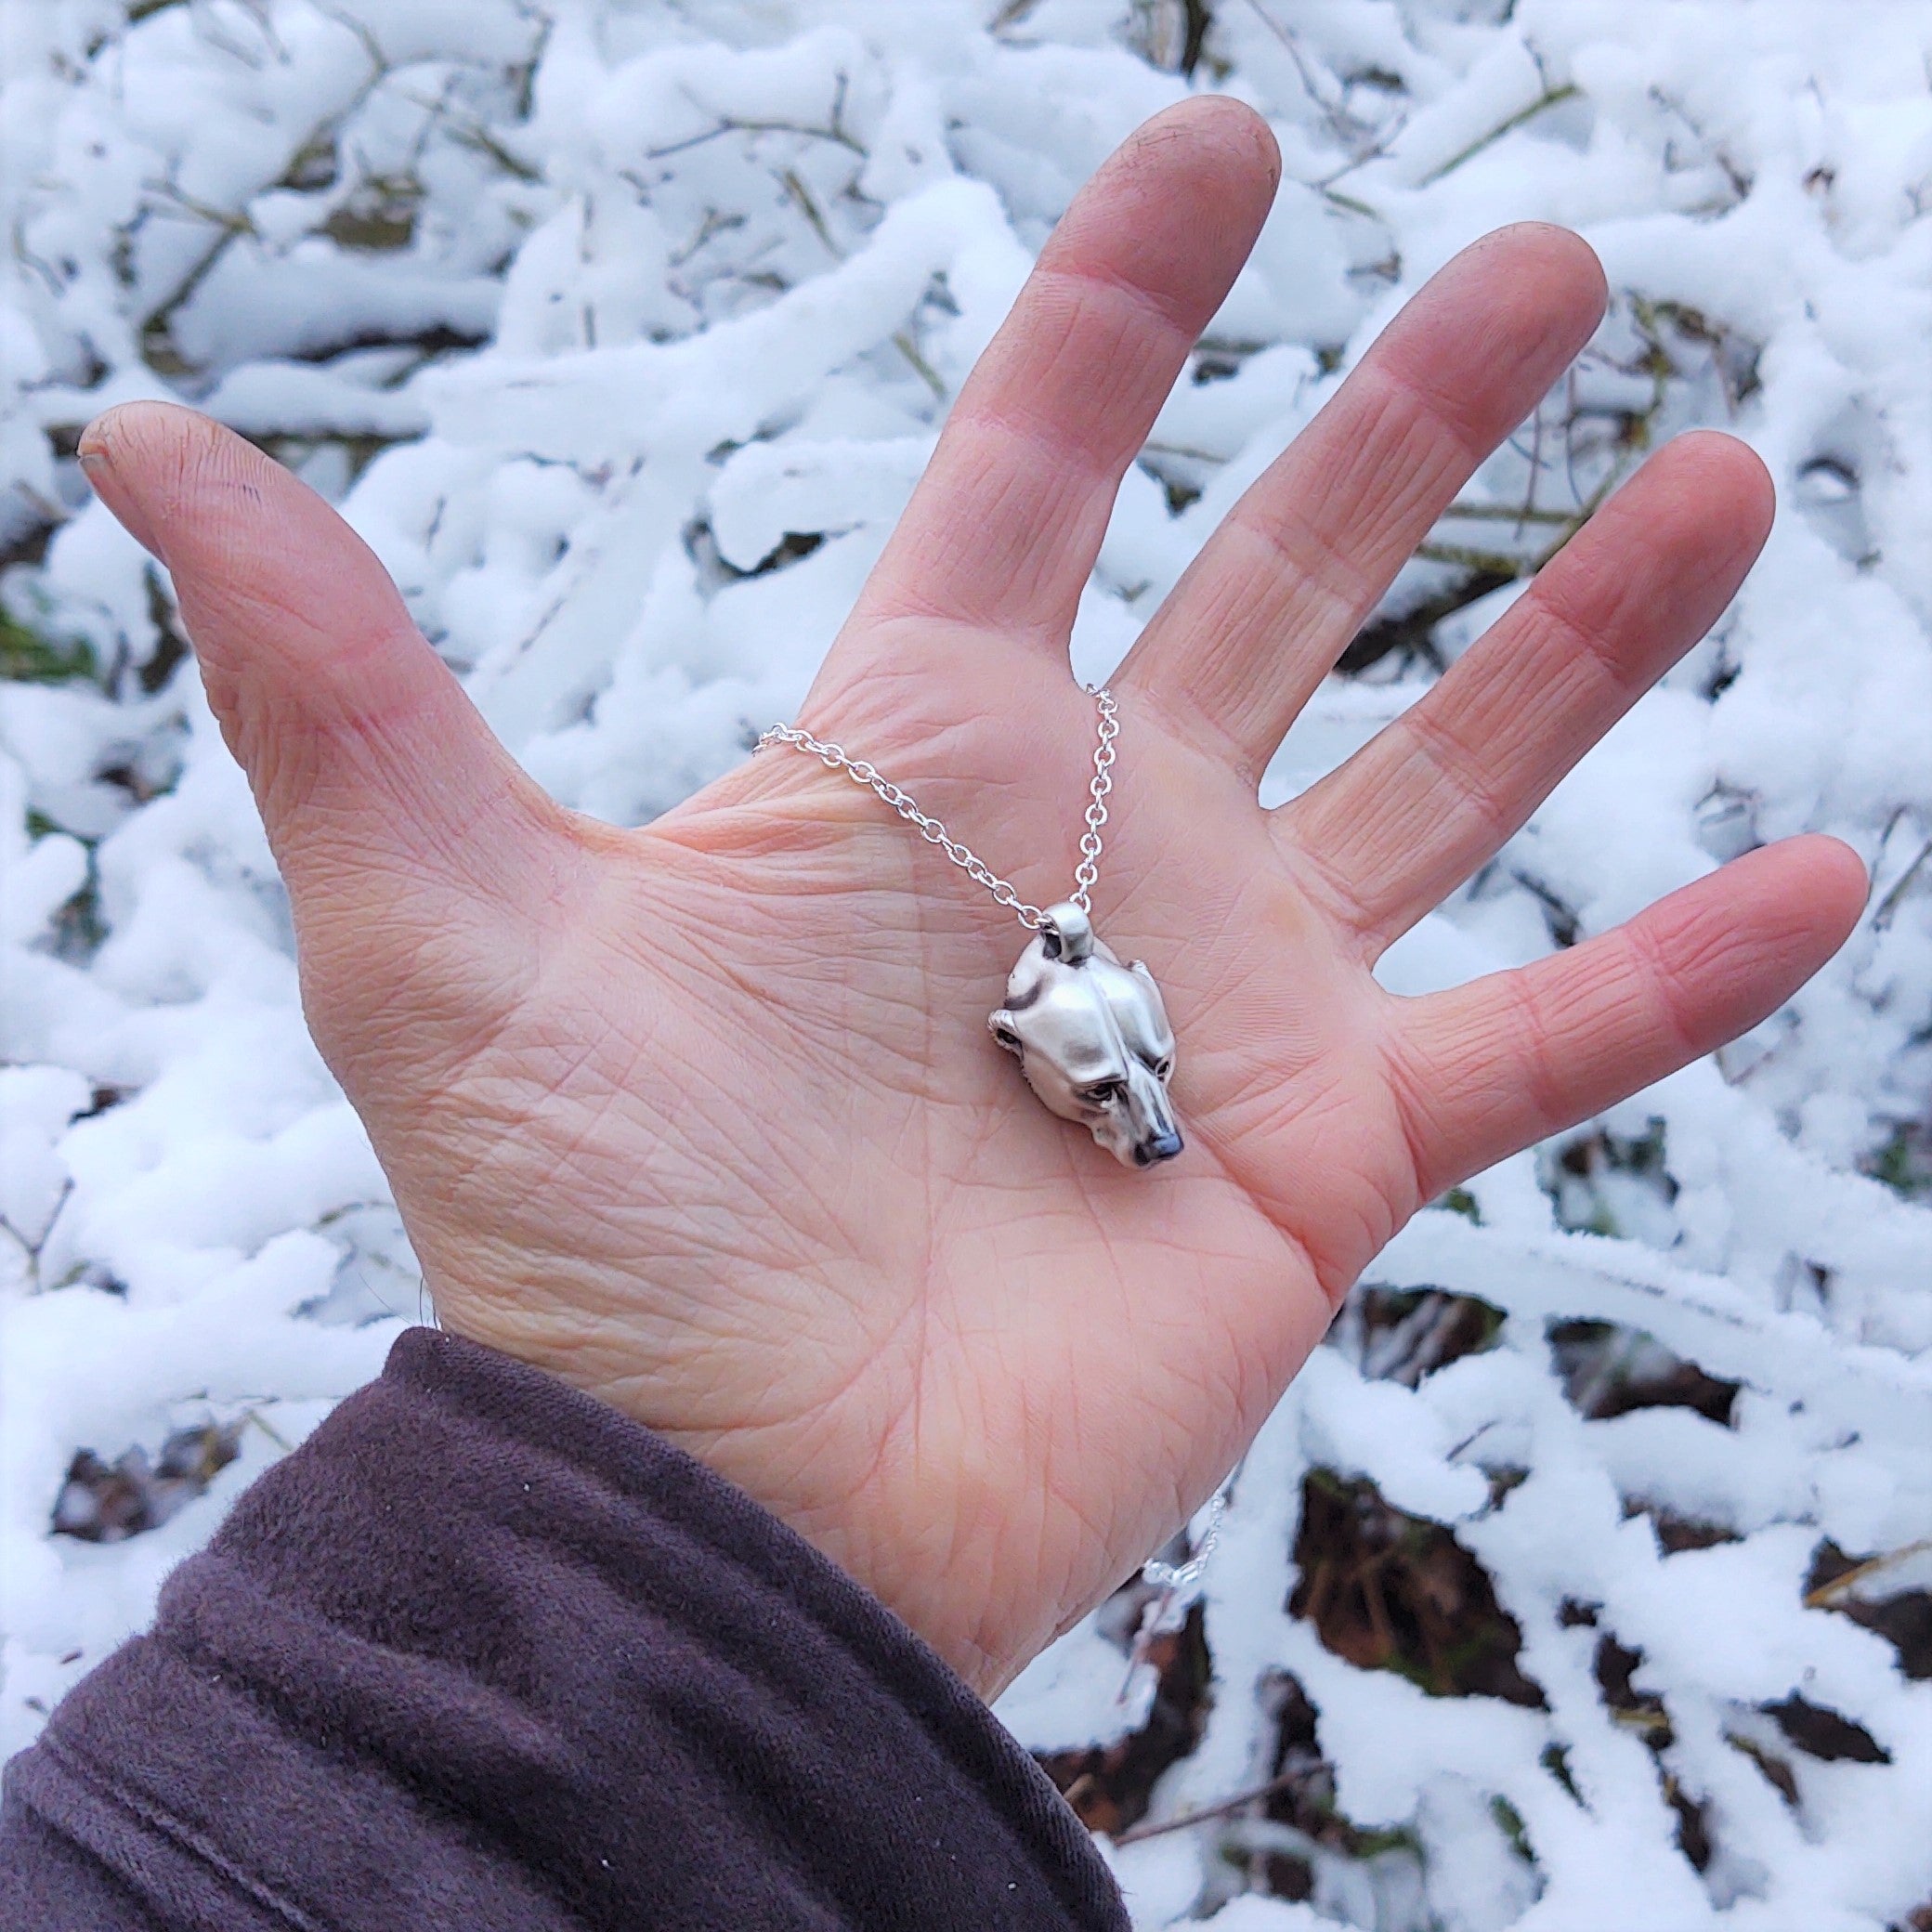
[1116,222,1607,777]
[1280,430,1776,954]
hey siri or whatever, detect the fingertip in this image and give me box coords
[1678,835,1868,1012]
[1575,427,1777,602]
[80,399,252,511]
[1662,427,1777,540]
[1442,221,1608,345]
[1030,97,1283,347]
[80,402,437,747]
[1770,831,1871,942]
[1149,92,1282,189]
[78,401,209,560]
[79,401,285,571]
[1098,92,1282,245]
[1487,220,1608,320]
[1377,223,1606,444]
[80,397,206,464]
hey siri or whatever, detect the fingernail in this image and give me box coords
[77,441,166,563]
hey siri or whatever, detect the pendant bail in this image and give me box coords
[1040,901,1094,963]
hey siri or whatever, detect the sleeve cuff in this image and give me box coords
[5,1325,1127,1931]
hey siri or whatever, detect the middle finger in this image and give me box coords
[1116,223,1606,777]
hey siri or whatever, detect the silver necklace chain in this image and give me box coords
[755,686,1119,930]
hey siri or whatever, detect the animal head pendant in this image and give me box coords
[989,902,1182,1169]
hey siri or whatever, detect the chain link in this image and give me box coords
[1141,1476,1232,1597]
[755,686,1118,931]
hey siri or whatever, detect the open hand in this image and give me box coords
[79,99,1864,1697]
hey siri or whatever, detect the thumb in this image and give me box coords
[78,403,568,1064]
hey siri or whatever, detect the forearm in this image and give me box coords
[1,1329,1125,1931]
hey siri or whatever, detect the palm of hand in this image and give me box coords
[83,101,1860,1696]
[389,678,1390,1691]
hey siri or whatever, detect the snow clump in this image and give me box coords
[2,2,1928,1926]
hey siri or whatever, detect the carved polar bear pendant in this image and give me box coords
[988,901,1182,1169]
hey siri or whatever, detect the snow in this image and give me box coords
[3,1,1929,1925]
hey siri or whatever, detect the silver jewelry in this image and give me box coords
[1130,1470,1236,1653]
[756,687,1182,1168]
[1141,1479,1231,1597]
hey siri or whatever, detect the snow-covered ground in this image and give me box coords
[3,3,1928,1925]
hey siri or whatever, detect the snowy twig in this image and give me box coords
[1415,84,1581,188]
